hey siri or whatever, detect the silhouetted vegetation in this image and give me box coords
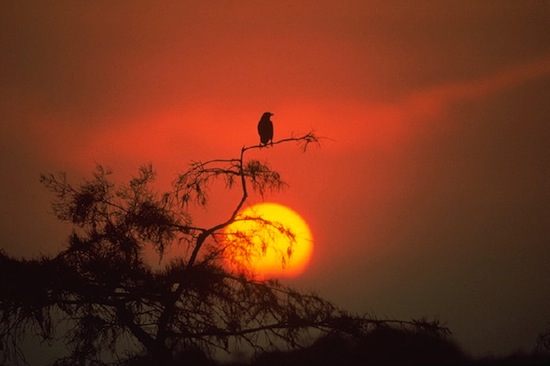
[250,326,466,366]
[248,330,550,366]
[1,133,546,366]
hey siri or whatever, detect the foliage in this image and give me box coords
[538,329,550,352]
[0,133,451,365]
[251,326,467,366]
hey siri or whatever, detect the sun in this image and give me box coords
[223,203,313,279]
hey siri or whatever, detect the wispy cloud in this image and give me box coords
[405,55,550,117]
[341,56,550,150]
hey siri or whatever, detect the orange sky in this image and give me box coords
[1,1,550,361]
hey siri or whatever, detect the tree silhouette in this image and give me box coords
[0,133,448,365]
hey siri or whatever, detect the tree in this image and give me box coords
[0,133,448,365]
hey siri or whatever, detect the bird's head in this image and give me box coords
[262,112,274,118]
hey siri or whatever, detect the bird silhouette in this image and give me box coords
[257,112,274,146]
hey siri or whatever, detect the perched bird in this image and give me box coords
[257,112,274,145]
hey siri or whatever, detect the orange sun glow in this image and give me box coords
[223,203,313,279]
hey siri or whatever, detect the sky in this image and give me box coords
[1,0,550,361]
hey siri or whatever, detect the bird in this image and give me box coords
[257,112,274,146]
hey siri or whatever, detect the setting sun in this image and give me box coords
[223,203,313,279]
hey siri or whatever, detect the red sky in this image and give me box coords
[1,1,550,361]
